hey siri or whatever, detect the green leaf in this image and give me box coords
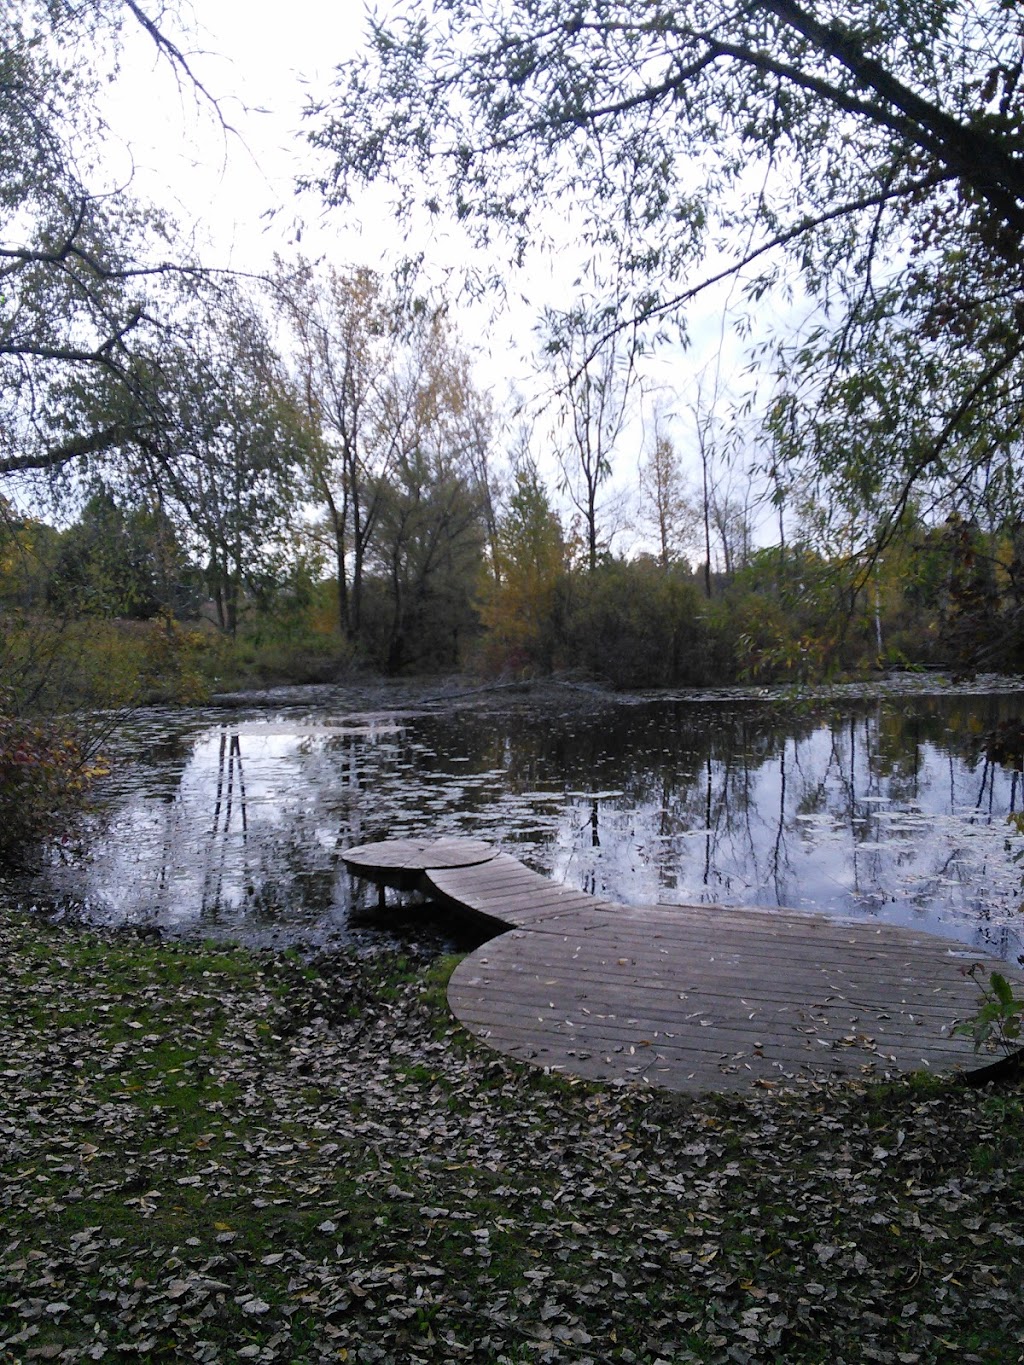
[991,972,1015,1009]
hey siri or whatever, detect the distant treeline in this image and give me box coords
[3,490,1022,708]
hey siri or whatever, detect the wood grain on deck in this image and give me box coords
[343,836,1017,1093]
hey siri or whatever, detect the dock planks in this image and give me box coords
[342,836,1021,1094]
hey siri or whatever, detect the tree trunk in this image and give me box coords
[322,484,349,638]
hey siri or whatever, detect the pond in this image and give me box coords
[18,679,1024,963]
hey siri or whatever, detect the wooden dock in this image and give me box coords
[343,836,1021,1094]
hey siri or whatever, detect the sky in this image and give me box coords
[107,0,572,327]
[99,0,772,557]
[105,1,369,270]
[107,2,595,421]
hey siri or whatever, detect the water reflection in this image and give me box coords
[24,690,1024,960]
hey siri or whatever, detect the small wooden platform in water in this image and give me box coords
[343,836,1020,1094]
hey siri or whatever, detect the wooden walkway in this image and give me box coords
[343,836,1021,1094]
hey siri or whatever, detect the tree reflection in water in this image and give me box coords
[18,690,1024,961]
[203,729,248,916]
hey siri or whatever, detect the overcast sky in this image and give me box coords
[107,0,756,370]
[98,0,772,554]
[101,2,362,268]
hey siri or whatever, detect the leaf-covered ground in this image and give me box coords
[1,907,1023,1364]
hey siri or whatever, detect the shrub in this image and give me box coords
[0,704,108,869]
[561,559,713,688]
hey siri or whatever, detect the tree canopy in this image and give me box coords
[0,0,214,483]
[310,0,1024,553]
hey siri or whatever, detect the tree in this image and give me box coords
[480,457,566,673]
[273,260,400,641]
[546,304,637,571]
[561,554,707,687]
[639,420,694,573]
[48,489,172,618]
[275,262,501,649]
[0,1,263,865]
[1,1,216,485]
[368,443,486,673]
[681,384,752,598]
[708,483,755,580]
[0,499,61,610]
[362,314,492,671]
[311,0,1024,566]
[147,288,312,635]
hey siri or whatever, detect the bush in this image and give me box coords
[724,591,820,682]
[0,705,108,869]
[560,559,713,688]
[1,610,223,711]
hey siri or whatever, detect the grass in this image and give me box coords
[2,906,1024,1364]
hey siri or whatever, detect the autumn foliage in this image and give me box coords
[0,703,108,869]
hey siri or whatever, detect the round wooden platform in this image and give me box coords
[343,837,1019,1093]
[342,837,497,891]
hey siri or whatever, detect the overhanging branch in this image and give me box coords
[0,424,131,476]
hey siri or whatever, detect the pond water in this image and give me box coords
[19,682,1024,963]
